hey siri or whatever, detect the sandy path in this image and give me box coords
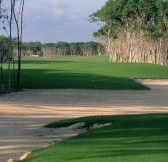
[0,79,168,162]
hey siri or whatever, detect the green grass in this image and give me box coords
[19,113,168,162]
[1,55,168,90]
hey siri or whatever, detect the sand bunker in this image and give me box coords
[0,79,168,162]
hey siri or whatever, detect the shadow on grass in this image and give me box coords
[21,59,76,65]
[59,114,168,161]
[63,148,168,161]
[14,69,149,90]
[26,114,168,162]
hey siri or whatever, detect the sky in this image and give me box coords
[22,0,107,43]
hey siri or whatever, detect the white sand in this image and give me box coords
[0,79,168,162]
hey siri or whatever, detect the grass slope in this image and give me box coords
[2,55,168,90]
[20,114,168,162]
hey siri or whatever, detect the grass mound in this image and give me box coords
[21,113,168,162]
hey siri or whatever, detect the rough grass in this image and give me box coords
[1,55,168,90]
[20,113,168,162]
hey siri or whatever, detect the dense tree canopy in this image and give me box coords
[90,0,168,37]
[89,0,168,64]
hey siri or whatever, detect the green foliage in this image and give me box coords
[0,35,12,62]
[0,38,16,90]
[22,42,42,54]
[90,0,168,39]
[20,114,168,162]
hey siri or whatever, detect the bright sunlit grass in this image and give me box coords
[1,55,168,90]
[21,113,168,162]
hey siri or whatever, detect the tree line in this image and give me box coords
[20,41,106,57]
[89,0,168,65]
[0,34,106,92]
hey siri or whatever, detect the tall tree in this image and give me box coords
[0,0,25,91]
[13,0,25,89]
[89,0,168,65]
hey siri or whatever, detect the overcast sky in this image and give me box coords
[22,0,107,43]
